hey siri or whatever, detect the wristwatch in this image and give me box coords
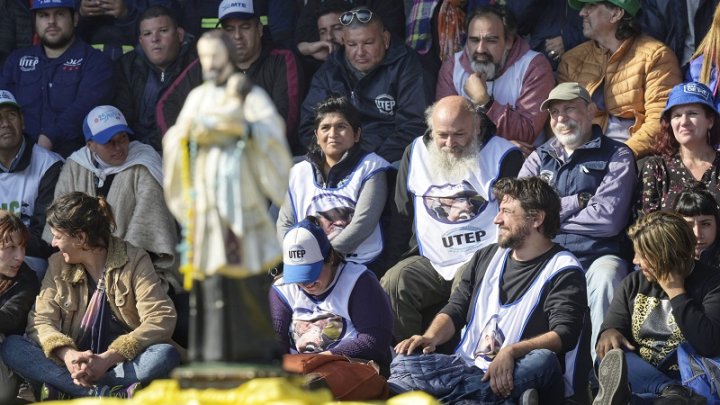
[578,192,593,209]
[474,96,494,115]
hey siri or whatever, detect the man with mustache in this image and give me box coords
[0,0,114,158]
[381,95,522,346]
[557,0,681,158]
[0,90,62,280]
[435,5,555,156]
[390,177,588,404]
[519,82,636,363]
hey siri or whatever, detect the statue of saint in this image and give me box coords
[163,30,293,363]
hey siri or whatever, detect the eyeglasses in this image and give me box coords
[339,9,373,26]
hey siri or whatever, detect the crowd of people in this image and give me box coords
[2,0,720,403]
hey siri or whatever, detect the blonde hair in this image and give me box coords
[693,5,720,86]
[628,211,696,281]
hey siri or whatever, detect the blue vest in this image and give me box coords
[535,128,628,259]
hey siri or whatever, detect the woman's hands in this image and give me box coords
[56,347,124,387]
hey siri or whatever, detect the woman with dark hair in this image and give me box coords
[277,96,391,274]
[638,82,720,215]
[674,183,720,266]
[0,192,179,399]
[0,212,40,403]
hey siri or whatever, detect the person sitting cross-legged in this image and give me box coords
[389,177,589,404]
[0,192,180,399]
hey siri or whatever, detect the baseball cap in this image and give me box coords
[540,82,592,111]
[662,82,718,118]
[567,0,640,17]
[218,0,256,23]
[0,90,20,109]
[83,105,134,144]
[282,218,332,284]
[31,0,75,11]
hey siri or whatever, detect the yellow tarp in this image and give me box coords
[42,378,440,405]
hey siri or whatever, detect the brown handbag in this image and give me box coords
[282,353,390,401]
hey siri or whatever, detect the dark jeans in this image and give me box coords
[389,349,565,404]
[625,351,678,404]
[0,335,180,397]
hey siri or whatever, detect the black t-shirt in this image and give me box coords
[600,260,720,370]
[441,243,587,353]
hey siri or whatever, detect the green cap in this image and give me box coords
[568,0,641,17]
[540,82,592,111]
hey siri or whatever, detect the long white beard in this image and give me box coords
[427,136,481,184]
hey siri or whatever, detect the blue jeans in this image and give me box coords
[0,335,180,397]
[624,351,677,404]
[389,349,565,404]
[583,255,628,361]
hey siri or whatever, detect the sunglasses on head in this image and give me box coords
[339,9,373,26]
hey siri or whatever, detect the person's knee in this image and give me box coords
[586,256,628,290]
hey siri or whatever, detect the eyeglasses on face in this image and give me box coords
[339,9,373,26]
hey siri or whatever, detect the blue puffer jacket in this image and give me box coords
[686,56,720,112]
[299,37,435,163]
[0,39,114,157]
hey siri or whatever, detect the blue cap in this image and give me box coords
[282,218,331,284]
[663,82,718,118]
[31,0,75,10]
[83,105,133,144]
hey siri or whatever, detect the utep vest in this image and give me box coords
[0,144,61,223]
[273,262,366,353]
[407,136,515,280]
[456,248,583,396]
[289,153,390,264]
[452,50,538,108]
[536,134,628,258]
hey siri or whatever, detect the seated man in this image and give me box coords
[436,5,555,154]
[158,0,304,153]
[557,0,681,158]
[114,5,197,152]
[594,211,718,404]
[0,0,114,158]
[0,212,41,404]
[0,90,62,279]
[519,82,636,361]
[270,217,393,375]
[295,0,348,82]
[298,7,435,163]
[391,177,588,404]
[381,95,522,342]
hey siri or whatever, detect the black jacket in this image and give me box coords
[114,37,197,151]
[299,37,435,163]
[0,263,41,335]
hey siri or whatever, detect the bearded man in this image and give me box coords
[518,82,636,362]
[435,5,554,156]
[381,95,523,344]
[0,0,113,158]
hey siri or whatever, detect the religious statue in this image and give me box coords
[163,30,293,363]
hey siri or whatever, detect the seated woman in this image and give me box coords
[0,212,41,403]
[276,97,390,273]
[674,183,720,267]
[43,105,180,295]
[270,217,393,376]
[594,211,720,403]
[638,82,720,215]
[1,192,180,398]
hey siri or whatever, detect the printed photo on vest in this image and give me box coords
[474,315,505,362]
[423,182,487,224]
[291,312,346,353]
[307,195,355,241]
